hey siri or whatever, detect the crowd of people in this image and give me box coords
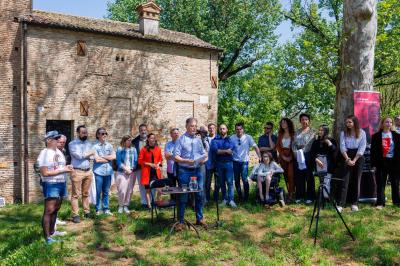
[37,114,400,244]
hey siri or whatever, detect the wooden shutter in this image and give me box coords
[80,101,89,116]
[211,75,218,88]
[77,40,87,56]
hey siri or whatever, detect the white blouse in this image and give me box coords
[339,130,367,156]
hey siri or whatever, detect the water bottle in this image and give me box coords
[189,176,198,191]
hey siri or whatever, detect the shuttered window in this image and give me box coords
[77,40,87,56]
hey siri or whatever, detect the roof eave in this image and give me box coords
[19,18,222,52]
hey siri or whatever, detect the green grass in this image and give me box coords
[1,189,400,265]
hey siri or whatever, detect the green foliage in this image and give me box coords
[107,0,282,81]
[218,65,284,136]
[285,0,400,118]
[1,194,400,265]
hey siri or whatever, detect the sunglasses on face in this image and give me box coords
[99,132,108,136]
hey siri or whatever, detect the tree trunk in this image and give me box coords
[334,0,377,137]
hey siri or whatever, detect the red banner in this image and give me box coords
[353,91,381,143]
[353,91,380,201]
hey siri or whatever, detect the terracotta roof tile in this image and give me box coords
[19,10,221,51]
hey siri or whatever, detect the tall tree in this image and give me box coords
[284,0,387,135]
[334,0,378,134]
[107,0,282,81]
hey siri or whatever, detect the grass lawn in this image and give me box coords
[1,188,400,266]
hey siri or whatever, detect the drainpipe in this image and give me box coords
[22,21,29,204]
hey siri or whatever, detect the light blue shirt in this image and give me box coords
[165,140,178,174]
[68,139,93,169]
[93,141,114,176]
[174,132,206,168]
[230,134,256,162]
[205,135,216,170]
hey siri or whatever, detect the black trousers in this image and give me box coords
[167,172,178,187]
[294,152,315,201]
[205,168,220,201]
[376,158,400,206]
[339,150,365,206]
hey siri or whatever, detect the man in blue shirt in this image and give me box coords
[231,122,261,202]
[68,125,95,223]
[165,128,180,186]
[211,124,237,207]
[204,123,219,204]
[258,122,278,160]
[174,118,208,230]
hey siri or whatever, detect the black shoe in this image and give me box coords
[84,212,93,219]
[72,215,81,223]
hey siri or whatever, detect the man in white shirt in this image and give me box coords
[230,122,261,202]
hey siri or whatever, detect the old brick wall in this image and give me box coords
[0,0,31,203]
[26,26,219,201]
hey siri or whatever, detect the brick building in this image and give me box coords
[0,0,220,203]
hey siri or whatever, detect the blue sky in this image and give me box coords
[33,0,299,44]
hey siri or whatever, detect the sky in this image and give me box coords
[33,0,299,44]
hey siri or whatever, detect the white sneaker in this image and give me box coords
[295,199,303,204]
[118,207,124,214]
[96,210,103,215]
[351,205,359,212]
[123,206,130,214]
[104,210,113,216]
[51,230,67,237]
[376,205,383,210]
[228,200,237,208]
[55,219,66,225]
[220,200,227,206]
[305,200,313,205]
[336,206,343,213]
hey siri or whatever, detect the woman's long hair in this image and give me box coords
[278,118,295,137]
[120,135,132,147]
[379,117,394,131]
[345,115,360,138]
[318,124,330,140]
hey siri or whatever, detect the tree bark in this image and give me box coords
[334,0,377,137]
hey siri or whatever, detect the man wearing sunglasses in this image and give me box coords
[231,122,261,202]
[258,122,277,160]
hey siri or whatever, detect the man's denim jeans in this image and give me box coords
[178,167,203,223]
[233,161,249,200]
[216,161,234,202]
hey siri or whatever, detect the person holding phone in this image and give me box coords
[37,130,73,244]
[309,125,337,197]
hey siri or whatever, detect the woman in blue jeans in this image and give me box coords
[37,130,73,244]
[93,127,116,216]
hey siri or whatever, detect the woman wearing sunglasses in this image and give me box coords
[93,127,116,216]
[37,130,73,244]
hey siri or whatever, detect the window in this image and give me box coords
[77,40,87,56]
